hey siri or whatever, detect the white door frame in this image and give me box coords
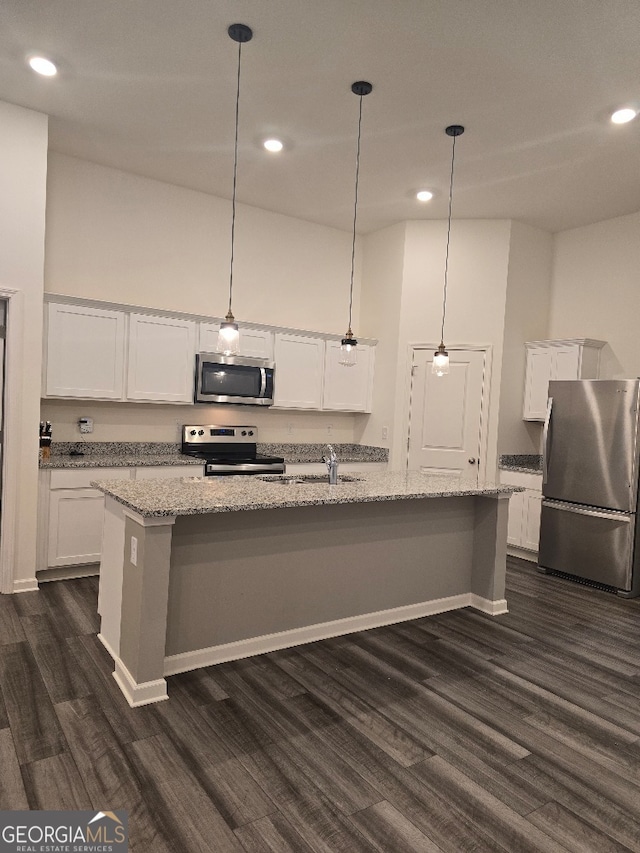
[0,287,26,594]
[404,342,493,482]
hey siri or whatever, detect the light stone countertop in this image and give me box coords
[498,454,543,474]
[92,470,521,519]
[40,441,388,469]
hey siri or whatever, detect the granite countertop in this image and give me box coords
[92,470,521,518]
[498,454,543,474]
[40,441,389,469]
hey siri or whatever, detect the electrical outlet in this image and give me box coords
[327,423,333,436]
[287,423,294,435]
[130,536,138,566]
[78,417,93,434]
[382,426,389,441]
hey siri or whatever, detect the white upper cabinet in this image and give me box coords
[45,302,126,399]
[523,339,605,421]
[127,313,197,403]
[273,333,325,409]
[43,297,376,410]
[322,341,375,412]
[198,323,273,360]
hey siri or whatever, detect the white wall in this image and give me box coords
[0,101,48,590]
[356,223,407,451]
[395,220,512,474]
[40,399,355,446]
[497,221,553,454]
[357,219,512,473]
[43,153,365,444]
[45,153,361,333]
[549,211,640,379]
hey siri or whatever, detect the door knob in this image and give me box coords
[468,457,477,464]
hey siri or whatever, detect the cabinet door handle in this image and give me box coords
[468,457,477,464]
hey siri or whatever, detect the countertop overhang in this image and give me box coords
[92,471,521,519]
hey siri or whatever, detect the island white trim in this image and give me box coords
[113,658,168,706]
[164,592,508,676]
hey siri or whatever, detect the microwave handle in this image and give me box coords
[260,367,267,398]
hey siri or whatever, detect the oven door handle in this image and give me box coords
[259,367,267,399]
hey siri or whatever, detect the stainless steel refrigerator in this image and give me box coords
[538,379,640,597]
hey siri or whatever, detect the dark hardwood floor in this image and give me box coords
[2,558,640,851]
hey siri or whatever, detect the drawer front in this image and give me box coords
[49,467,132,490]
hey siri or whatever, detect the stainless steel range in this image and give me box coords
[181,425,285,476]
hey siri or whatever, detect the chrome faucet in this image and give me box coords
[323,444,338,484]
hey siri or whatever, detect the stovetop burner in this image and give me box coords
[181,424,285,475]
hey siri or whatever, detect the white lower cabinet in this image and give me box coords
[500,469,543,559]
[38,463,204,573]
[41,468,133,570]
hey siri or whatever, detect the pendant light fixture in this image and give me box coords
[217,23,253,356]
[339,80,372,367]
[433,124,465,377]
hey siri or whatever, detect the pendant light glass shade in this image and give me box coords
[217,23,252,355]
[432,124,464,377]
[340,330,357,367]
[217,312,240,355]
[432,343,449,376]
[339,81,372,367]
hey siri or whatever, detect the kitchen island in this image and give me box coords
[93,472,518,706]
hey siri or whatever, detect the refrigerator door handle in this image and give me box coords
[543,499,632,523]
[542,396,553,484]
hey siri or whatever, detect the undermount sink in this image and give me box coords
[258,474,362,485]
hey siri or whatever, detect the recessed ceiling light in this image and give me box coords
[263,138,284,153]
[28,56,58,77]
[416,190,434,202]
[611,107,637,124]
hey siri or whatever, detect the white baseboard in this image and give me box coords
[470,594,508,615]
[12,577,39,593]
[113,658,168,708]
[164,591,507,677]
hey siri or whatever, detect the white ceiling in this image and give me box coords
[1,0,639,234]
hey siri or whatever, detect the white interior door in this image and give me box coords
[408,348,486,475]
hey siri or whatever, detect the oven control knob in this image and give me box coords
[241,430,247,436]
[248,430,254,436]
[190,430,197,436]
[198,430,205,436]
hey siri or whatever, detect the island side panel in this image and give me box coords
[115,513,175,705]
[96,496,127,659]
[470,493,510,611]
[165,496,477,658]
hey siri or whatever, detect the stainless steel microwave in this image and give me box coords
[194,353,275,406]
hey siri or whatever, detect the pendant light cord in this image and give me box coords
[440,132,458,347]
[347,93,364,334]
[228,40,243,316]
